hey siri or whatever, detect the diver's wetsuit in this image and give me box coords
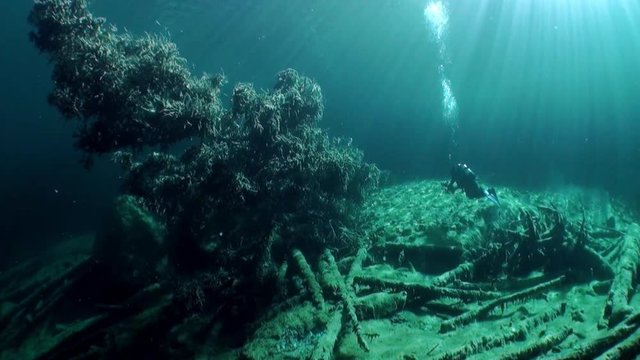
[446,163,488,199]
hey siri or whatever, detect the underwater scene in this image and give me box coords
[2,0,640,358]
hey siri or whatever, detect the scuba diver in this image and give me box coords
[445,163,500,206]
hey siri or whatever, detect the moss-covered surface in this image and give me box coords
[359,180,632,250]
[3,180,640,359]
[236,180,640,360]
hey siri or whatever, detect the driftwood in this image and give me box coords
[499,326,572,360]
[355,291,407,320]
[596,327,640,360]
[355,276,500,304]
[578,245,615,279]
[0,258,44,303]
[553,310,640,360]
[32,283,168,360]
[292,249,325,310]
[435,303,566,360]
[0,259,93,350]
[345,248,367,289]
[439,275,565,333]
[602,223,640,327]
[319,250,369,352]
[431,262,475,287]
[309,305,343,360]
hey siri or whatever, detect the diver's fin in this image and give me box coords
[485,188,500,206]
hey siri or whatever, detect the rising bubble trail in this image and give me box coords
[424,1,458,131]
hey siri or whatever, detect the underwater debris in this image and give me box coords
[345,247,367,288]
[434,304,567,360]
[240,302,327,360]
[371,242,463,274]
[242,182,640,358]
[354,291,407,320]
[309,305,343,360]
[292,249,325,311]
[356,275,500,305]
[9,0,640,359]
[4,176,640,358]
[602,223,640,328]
[0,258,92,352]
[555,310,640,359]
[42,284,172,359]
[242,248,382,359]
[430,261,475,287]
[439,275,565,333]
[499,326,573,360]
[319,249,369,352]
[597,325,640,360]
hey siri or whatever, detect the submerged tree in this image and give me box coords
[29,0,380,329]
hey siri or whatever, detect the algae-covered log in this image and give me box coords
[319,250,369,352]
[310,305,343,360]
[431,262,475,287]
[0,259,92,350]
[597,327,640,360]
[499,326,572,360]
[579,245,615,280]
[345,248,367,289]
[435,304,566,360]
[275,260,289,300]
[29,284,169,359]
[602,223,640,327]
[439,275,564,333]
[354,292,407,320]
[355,276,500,304]
[292,249,325,310]
[554,310,640,360]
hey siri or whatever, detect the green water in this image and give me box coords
[2,0,640,294]
[2,1,640,358]
[147,0,640,186]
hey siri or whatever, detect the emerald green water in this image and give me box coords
[1,0,640,263]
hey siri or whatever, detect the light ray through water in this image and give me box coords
[424,0,458,159]
[424,2,457,128]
